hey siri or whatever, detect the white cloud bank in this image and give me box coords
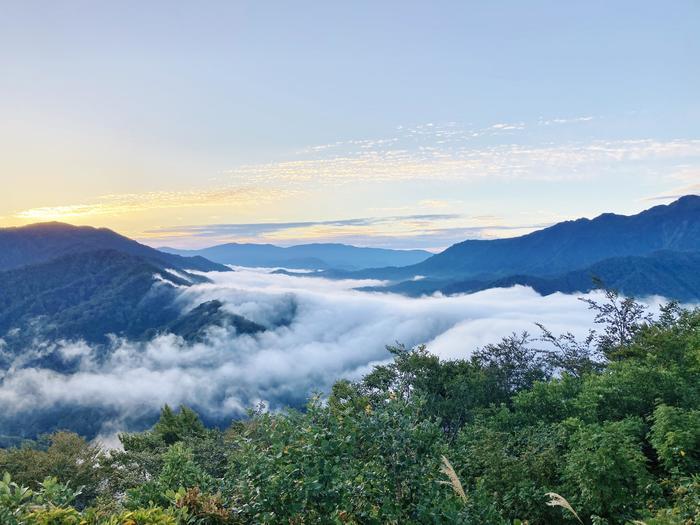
[0,268,665,436]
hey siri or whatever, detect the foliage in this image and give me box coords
[0,432,100,508]
[579,287,653,358]
[561,418,652,521]
[649,405,700,475]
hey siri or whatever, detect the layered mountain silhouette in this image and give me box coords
[160,242,432,270]
[411,195,700,279]
[1,198,698,442]
[1,195,698,357]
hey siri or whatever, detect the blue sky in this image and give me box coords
[1,1,698,249]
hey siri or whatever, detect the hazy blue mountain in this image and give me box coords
[0,222,230,273]
[0,250,183,354]
[160,242,432,270]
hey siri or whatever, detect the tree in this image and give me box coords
[473,332,551,396]
[562,418,652,522]
[0,432,103,508]
[650,405,700,475]
[579,288,652,358]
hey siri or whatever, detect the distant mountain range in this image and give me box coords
[413,194,700,278]
[335,195,700,300]
[160,242,432,270]
[0,223,429,361]
[0,195,698,360]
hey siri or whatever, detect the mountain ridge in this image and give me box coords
[0,222,231,273]
[407,195,700,279]
[325,195,700,285]
[0,249,263,368]
[160,242,432,270]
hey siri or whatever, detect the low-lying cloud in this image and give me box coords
[0,268,665,439]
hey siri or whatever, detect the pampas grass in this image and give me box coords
[545,492,583,524]
[439,455,468,503]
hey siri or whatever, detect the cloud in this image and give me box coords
[645,185,700,202]
[223,119,700,186]
[140,214,547,250]
[643,167,700,202]
[144,214,462,238]
[538,116,596,126]
[11,117,698,250]
[0,268,667,438]
[14,187,292,222]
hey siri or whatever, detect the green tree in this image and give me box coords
[649,405,700,475]
[562,418,653,522]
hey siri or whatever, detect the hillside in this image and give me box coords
[161,242,432,270]
[165,299,265,342]
[0,250,261,367]
[364,250,700,301]
[0,222,231,273]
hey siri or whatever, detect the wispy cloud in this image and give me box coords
[225,134,700,186]
[141,213,548,250]
[14,187,292,222]
[537,116,596,126]
[643,166,700,202]
[12,117,698,249]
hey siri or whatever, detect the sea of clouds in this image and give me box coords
[0,268,667,442]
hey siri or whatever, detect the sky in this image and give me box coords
[1,1,699,250]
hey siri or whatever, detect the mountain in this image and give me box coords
[0,222,250,364]
[0,222,231,273]
[160,242,432,270]
[0,250,187,353]
[165,299,265,342]
[361,250,700,301]
[0,249,262,368]
[337,195,700,285]
[396,195,700,280]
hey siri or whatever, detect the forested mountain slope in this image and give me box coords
[0,250,262,368]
